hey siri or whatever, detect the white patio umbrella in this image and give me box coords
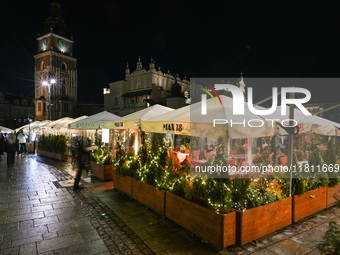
[53,116,87,133]
[142,95,281,139]
[38,117,78,135]
[15,120,52,133]
[41,117,74,129]
[68,111,120,130]
[103,104,173,130]
[0,126,14,133]
[272,106,340,136]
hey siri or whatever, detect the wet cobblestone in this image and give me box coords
[36,156,155,255]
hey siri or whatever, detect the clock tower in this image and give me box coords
[34,2,77,120]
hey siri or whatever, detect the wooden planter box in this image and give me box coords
[235,197,292,246]
[327,183,340,208]
[293,187,327,222]
[37,149,68,161]
[112,171,133,196]
[165,191,236,249]
[90,161,113,181]
[132,180,165,216]
[27,143,35,154]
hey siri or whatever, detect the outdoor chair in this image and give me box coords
[279,156,288,166]
[193,150,200,160]
[228,159,236,166]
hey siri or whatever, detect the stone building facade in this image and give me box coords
[34,2,77,120]
[0,92,35,128]
[104,57,190,116]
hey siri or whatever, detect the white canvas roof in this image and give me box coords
[271,106,340,136]
[40,117,75,129]
[68,111,120,130]
[53,116,87,131]
[15,120,52,133]
[142,95,280,138]
[103,104,173,130]
[0,126,14,133]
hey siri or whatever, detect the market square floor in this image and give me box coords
[0,153,339,255]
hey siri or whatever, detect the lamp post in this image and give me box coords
[28,114,32,142]
[42,78,56,120]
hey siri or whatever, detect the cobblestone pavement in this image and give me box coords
[1,153,340,255]
[0,154,154,255]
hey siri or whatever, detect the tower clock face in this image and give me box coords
[58,39,67,48]
[42,38,47,46]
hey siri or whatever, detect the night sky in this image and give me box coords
[1,1,340,104]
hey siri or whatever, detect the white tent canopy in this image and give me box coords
[270,106,340,136]
[40,117,75,130]
[15,120,51,133]
[103,104,173,130]
[53,116,87,132]
[142,95,281,139]
[0,126,14,133]
[68,111,120,130]
[36,117,88,135]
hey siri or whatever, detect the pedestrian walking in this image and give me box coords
[73,139,85,190]
[17,129,27,154]
[0,132,5,161]
[4,134,18,167]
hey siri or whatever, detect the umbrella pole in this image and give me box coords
[288,92,295,197]
[247,137,252,166]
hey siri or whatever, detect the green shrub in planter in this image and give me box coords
[114,135,125,169]
[323,139,339,187]
[156,148,190,197]
[138,135,169,186]
[38,134,67,154]
[92,146,112,165]
[309,139,329,189]
[91,135,113,165]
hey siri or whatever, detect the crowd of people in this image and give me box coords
[0,129,27,167]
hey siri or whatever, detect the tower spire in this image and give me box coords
[149,56,155,70]
[136,56,142,70]
[238,72,245,94]
[126,62,130,76]
[43,2,67,37]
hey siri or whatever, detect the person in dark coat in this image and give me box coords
[73,139,85,190]
[5,134,18,167]
[0,132,5,160]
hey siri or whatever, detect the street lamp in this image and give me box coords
[42,78,56,120]
[28,114,32,142]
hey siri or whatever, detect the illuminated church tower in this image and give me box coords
[34,2,77,120]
